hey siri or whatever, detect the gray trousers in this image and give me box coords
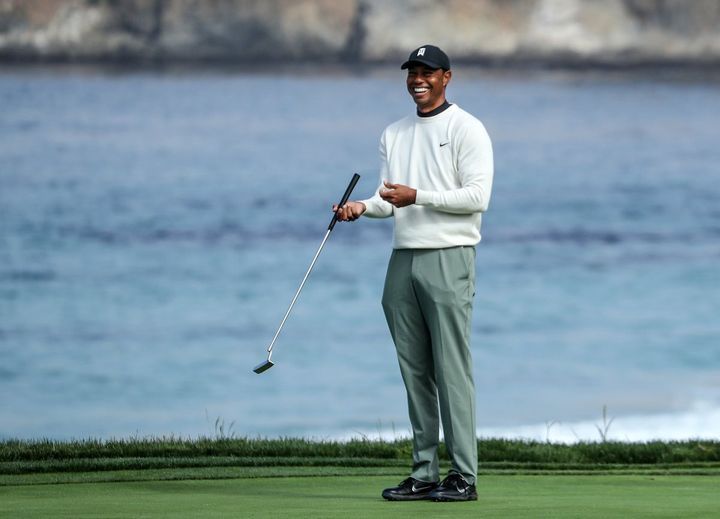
[381,246,477,484]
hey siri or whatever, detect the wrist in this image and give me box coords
[414,189,431,205]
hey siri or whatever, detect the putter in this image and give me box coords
[253,173,361,374]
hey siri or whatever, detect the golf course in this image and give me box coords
[2,437,719,518]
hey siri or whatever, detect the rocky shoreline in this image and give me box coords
[1,0,719,69]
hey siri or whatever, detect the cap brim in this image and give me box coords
[401,59,445,70]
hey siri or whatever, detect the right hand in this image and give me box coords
[332,201,366,222]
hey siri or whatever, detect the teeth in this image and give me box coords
[414,87,429,93]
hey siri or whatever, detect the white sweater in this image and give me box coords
[362,104,494,249]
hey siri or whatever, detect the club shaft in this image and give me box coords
[266,229,332,354]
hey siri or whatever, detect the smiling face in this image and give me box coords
[406,64,452,113]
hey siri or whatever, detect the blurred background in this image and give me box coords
[1,0,719,442]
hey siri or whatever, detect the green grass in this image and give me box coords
[2,437,719,484]
[1,438,718,517]
[2,474,719,519]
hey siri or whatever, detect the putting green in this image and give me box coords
[1,475,718,518]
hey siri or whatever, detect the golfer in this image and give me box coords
[335,44,493,501]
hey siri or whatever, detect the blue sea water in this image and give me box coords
[1,66,719,441]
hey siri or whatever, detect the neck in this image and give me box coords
[417,99,451,118]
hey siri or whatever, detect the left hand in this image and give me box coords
[380,181,416,208]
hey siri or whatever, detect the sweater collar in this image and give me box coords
[417,100,452,118]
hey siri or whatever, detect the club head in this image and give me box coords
[253,359,274,374]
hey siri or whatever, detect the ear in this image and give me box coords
[442,69,452,87]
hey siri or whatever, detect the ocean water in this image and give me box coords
[1,66,719,442]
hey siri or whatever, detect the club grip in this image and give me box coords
[328,173,361,231]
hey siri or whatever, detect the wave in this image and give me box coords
[14,222,716,249]
[0,270,56,282]
[339,402,720,443]
[36,219,718,247]
[45,222,326,245]
[487,228,719,246]
[10,218,386,246]
[475,402,720,443]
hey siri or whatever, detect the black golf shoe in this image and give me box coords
[381,477,438,501]
[428,473,478,502]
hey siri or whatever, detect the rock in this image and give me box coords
[1,0,719,67]
[156,0,356,61]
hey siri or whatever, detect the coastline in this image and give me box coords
[2,1,720,70]
[339,403,720,445]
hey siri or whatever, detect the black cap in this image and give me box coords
[401,45,451,71]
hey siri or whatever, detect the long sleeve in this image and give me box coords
[414,119,493,214]
[361,131,394,218]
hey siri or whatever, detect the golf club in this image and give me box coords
[253,173,361,374]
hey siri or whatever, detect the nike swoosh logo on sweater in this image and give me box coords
[439,141,450,147]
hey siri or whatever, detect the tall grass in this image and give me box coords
[1,437,718,465]
[0,437,409,463]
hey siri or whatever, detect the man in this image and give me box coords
[334,44,493,502]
